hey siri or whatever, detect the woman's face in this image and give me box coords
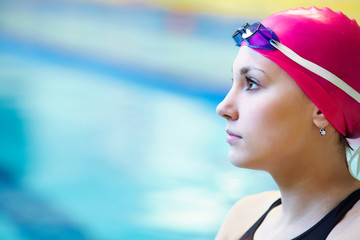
[216,47,316,170]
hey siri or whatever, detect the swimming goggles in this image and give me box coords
[232,22,360,104]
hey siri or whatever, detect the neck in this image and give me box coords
[269,142,360,223]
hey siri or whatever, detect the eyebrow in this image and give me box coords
[231,66,266,75]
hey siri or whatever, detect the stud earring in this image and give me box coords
[320,120,326,136]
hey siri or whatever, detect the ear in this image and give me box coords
[312,107,329,129]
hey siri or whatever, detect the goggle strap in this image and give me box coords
[348,146,360,179]
[270,40,360,104]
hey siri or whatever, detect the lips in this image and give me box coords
[226,129,242,143]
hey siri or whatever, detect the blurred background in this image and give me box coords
[0,0,359,239]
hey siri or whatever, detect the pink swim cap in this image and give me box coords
[251,7,360,138]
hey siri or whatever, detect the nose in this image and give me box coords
[216,90,239,120]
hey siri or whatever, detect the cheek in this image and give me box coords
[242,92,311,151]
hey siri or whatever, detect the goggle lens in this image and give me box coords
[233,22,279,50]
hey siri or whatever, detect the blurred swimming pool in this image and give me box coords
[0,1,278,239]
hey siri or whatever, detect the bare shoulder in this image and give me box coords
[215,190,281,240]
[327,198,360,240]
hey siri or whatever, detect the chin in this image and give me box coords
[228,149,264,170]
[228,150,250,168]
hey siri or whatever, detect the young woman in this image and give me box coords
[215,7,360,240]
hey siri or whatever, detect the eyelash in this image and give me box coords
[244,76,260,90]
[231,76,260,91]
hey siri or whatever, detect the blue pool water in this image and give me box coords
[0,1,278,239]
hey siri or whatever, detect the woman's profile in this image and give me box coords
[215,7,360,240]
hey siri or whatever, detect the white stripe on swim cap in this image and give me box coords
[270,40,360,103]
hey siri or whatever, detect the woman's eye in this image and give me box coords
[245,76,260,90]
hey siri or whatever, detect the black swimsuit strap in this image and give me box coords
[293,188,360,239]
[239,188,360,240]
[239,198,282,240]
